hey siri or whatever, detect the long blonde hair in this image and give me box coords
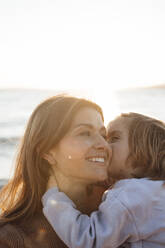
[0,95,103,224]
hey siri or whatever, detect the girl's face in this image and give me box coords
[107,117,134,180]
[49,107,111,185]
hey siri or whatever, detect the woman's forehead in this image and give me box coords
[72,107,103,125]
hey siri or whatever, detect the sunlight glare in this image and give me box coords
[87,87,120,126]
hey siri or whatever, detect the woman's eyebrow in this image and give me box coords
[74,123,93,129]
[74,123,106,131]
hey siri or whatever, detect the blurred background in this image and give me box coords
[0,0,165,185]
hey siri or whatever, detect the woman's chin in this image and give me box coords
[93,179,110,189]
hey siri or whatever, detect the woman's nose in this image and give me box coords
[94,136,112,159]
[94,135,107,149]
[96,135,109,149]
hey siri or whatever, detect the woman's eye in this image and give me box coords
[107,136,119,143]
[79,131,91,136]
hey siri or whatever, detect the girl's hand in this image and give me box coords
[47,174,58,190]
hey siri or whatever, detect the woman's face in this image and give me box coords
[49,107,111,185]
[107,117,133,180]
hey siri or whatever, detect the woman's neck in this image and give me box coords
[55,172,105,215]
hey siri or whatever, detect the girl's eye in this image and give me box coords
[79,131,91,136]
[107,136,119,143]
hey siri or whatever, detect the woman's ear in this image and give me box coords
[43,152,57,166]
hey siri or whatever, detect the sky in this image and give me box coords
[0,0,165,91]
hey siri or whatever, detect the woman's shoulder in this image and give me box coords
[0,213,69,248]
[0,222,24,247]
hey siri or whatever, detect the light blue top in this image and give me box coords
[42,178,165,248]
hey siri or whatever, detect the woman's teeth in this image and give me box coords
[87,157,105,163]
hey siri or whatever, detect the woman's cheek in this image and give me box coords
[65,139,92,160]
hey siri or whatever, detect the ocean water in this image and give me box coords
[0,88,60,184]
[0,87,165,184]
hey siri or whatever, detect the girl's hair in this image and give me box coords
[0,95,103,224]
[121,112,165,180]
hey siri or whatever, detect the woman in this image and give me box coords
[0,95,110,248]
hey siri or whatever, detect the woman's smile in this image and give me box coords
[85,152,109,166]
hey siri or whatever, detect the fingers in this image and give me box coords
[47,172,58,190]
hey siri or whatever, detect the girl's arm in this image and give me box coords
[42,187,139,248]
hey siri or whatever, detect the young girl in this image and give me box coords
[42,113,165,248]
